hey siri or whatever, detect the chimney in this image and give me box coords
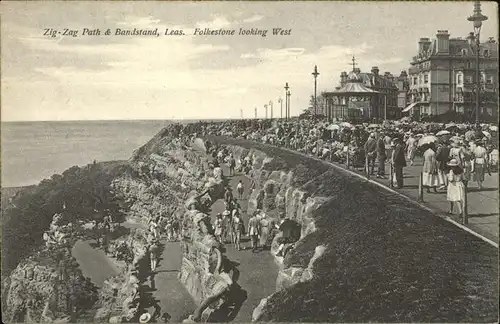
[371,66,379,76]
[436,30,450,54]
[418,37,431,53]
[467,32,475,46]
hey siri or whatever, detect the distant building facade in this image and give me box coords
[396,71,411,113]
[408,30,498,120]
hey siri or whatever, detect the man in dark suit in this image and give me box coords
[364,133,377,175]
[392,137,407,188]
[376,132,386,178]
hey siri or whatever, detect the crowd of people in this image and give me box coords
[190,117,498,216]
[201,143,301,256]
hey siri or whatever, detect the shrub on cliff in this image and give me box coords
[2,162,125,276]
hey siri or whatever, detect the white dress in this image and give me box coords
[447,171,465,202]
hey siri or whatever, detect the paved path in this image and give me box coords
[123,218,197,322]
[142,241,197,323]
[72,240,120,287]
[208,162,280,322]
[340,156,499,243]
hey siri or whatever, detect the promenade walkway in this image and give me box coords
[352,156,499,244]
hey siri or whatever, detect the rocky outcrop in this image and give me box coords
[3,214,98,323]
[206,141,335,321]
[223,144,329,254]
[113,133,233,322]
[178,210,233,322]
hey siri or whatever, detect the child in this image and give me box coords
[446,159,465,215]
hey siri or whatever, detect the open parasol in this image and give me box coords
[326,124,340,131]
[418,135,438,147]
[445,123,458,130]
[340,122,354,129]
[489,125,498,132]
[482,131,491,139]
[192,138,207,153]
[436,130,451,136]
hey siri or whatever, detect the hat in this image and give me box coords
[447,159,460,167]
[139,313,151,323]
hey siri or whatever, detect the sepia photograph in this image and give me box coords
[1,1,498,323]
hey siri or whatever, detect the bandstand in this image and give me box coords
[323,69,379,122]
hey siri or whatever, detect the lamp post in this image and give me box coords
[269,100,273,120]
[284,82,290,120]
[312,65,320,117]
[240,108,243,119]
[264,104,268,119]
[254,107,257,119]
[468,0,488,124]
[278,98,283,119]
[287,90,291,119]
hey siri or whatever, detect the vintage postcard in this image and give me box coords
[1,1,498,323]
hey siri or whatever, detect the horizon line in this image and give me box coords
[0,117,272,123]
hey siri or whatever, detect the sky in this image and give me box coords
[1,1,498,121]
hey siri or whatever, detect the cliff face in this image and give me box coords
[204,136,498,323]
[125,130,498,323]
[113,129,232,322]
[209,141,335,302]
[5,124,496,323]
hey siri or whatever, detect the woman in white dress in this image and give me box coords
[214,214,224,244]
[259,213,270,249]
[446,159,465,215]
[422,143,439,193]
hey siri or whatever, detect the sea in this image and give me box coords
[0,120,187,188]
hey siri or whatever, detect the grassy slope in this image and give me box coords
[208,136,498,322]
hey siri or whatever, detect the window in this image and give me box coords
[465,76,473,84]
[424,74,429,84]
[461,49,467,56]
[467,61,472,68]
[457,74,463,85]
[413,77,417,85]
[483,49,489,57]
[486,76,493,84]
